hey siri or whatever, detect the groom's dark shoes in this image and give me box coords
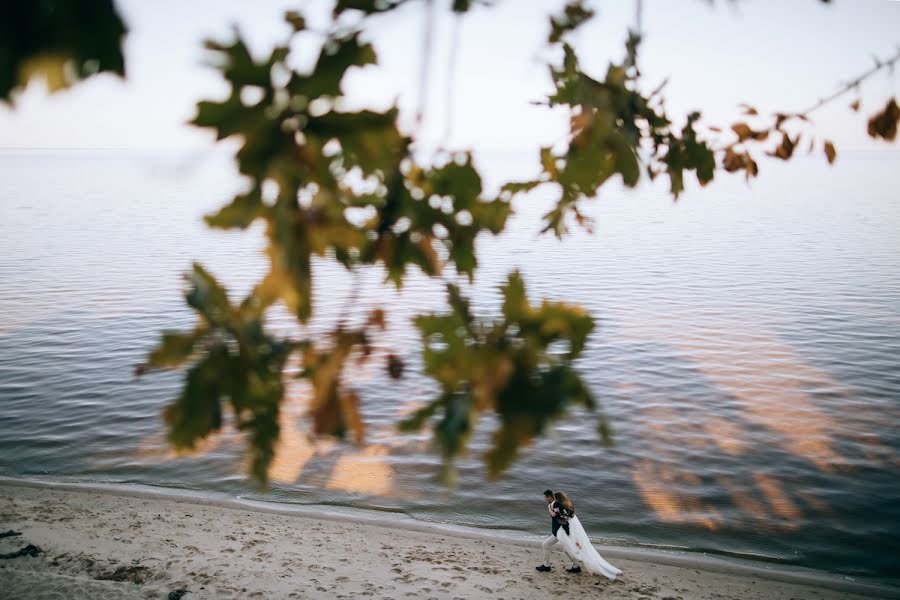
[566,566,582,574]
[535,565,552,572]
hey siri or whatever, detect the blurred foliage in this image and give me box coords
[4,0,897,486]
[505,28,717,235]
[401,273,604,481]
[148,264,293,483]
[0,0,125,102]
[146,13,516,485]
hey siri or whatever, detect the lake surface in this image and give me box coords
[1,149,898,583]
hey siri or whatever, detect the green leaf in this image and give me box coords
[333,0,405,15]
[163,347,228,450]
[205,188,264,229]
[501,271,529,323]
[240,404,279,487]
[548,1,595,45]
[452,0,472,13]
[398,396,445,432]
[289,33,377,100]
[193,96,256,140]
[412,273,598,478]
[500,180,542,195]
[427,154,482,210]
[185,263,232,327]
[148,329,207,368]
[307,108,404,176]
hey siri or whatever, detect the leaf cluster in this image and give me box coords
[401,272,602,479]
[146,14,515,484]
[505,31,716,235]
[147,264,293,484]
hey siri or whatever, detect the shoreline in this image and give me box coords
[1,477,897,599]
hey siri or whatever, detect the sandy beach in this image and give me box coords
[0,479,894,600]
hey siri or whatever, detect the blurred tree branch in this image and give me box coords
[3,0,898,486]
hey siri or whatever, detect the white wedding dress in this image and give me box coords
[556,515,622,580]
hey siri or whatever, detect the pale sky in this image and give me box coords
[1,0,899,153]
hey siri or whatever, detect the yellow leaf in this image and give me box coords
[19,53,70,93]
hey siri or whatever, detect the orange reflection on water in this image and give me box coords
[718,474,779,530]
[132,422,241,461]
[633,459,722,529]
[131,375,405,499]
[753,473,802,522]
[674,327,843,472]
[267,381,316,484]
[325,444,394,496]
[616,307,877,531]
[702,415,747,456]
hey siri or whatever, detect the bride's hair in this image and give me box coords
[554,491,575,514]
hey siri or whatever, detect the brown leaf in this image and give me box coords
[850,99,861,112]
[739,103,759,116]
[311,382,343,439]
[824,140,836,164]
[367,308,386,330]
[731,123,752,142]
[723,147,743,172]
[867,97,899,141]
[386,353,404,379]
[773,132,796,160]
[338,390,365,445]
[744,155,759,179]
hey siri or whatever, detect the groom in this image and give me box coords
[535,489,581,574]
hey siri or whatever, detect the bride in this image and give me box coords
[551,491,622,580]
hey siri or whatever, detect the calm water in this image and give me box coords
[1,150,899,583]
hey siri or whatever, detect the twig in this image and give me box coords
[416,0,437,129]
[635,0,643,37]
[441,12,463,149]
[798,46,900,117]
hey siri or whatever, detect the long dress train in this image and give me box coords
[556,515,622,580]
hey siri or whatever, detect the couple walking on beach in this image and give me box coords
[535,489,622,580]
